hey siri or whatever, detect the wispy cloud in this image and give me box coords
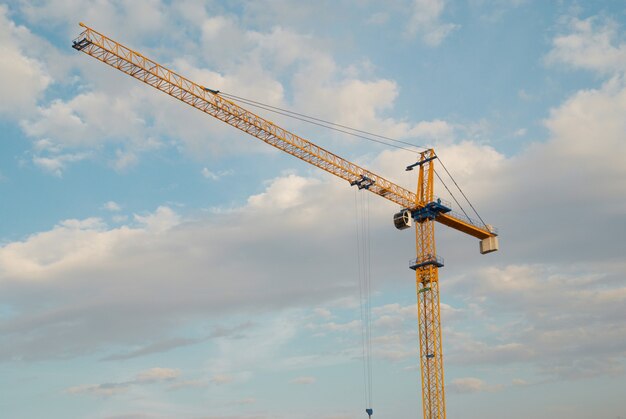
[32,152,88,177]
[66,367,181,398]
[201,167,234,180]
[407,0,458,46]
[210,374,235,385]
[447,377,503,394]
[546,16,626,75]
[103,201,122,212]
[102,322,254,361]
[289,376,316,385]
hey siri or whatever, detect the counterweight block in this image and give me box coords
[480,236,499,254]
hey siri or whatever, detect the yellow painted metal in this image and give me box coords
[72,24,416,208]
[415,149,446,419]
[71,23,496,240]
[73,24,497,419]
[436,213,492,240]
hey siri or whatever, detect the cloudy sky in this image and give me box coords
[1,0,626,418]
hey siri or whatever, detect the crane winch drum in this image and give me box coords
[393,209,412,230]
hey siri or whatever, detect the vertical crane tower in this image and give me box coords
[72,23,498,418]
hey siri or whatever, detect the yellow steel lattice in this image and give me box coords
[414,150,446,418]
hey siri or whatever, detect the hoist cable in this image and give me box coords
[365,192,373,408]
[220,91,429,151]
[221,91,487,233]
[434,170,472,223]
[361,191,373,409]
[436,157,489,229]
[354,190,370,410]
[222,94,421,153]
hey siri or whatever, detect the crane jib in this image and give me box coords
[70,23,495,242]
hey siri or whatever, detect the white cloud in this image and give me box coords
[3,83,625,366]
[319,320,360,333]
[367,12,389,26]
[104,201,122,212]
[59,218,105,230]
[441,262,626,381]
[0,5,51,117]
[112,214,129,224]
[66,367,181,398]
[290,33,626,379]
[229,397,256,406]
[113,149,139,172]
[32,152,88,177]
[133,206,181,233]
[205,313,304,385]
[135,367,180,383]
[33,139,62,153]
[167,379,209,391]
[512,378,528,386]
[201,167,218,180]
[13,2,462,175]
[470,0,529,23]
[210,374,235,385]
[349,56,626,381]
[289,376,316,385]
[409,119,456,142]
[407,0,458,46]
[20,88,161,175]
[290,69,445,141]
[247,174,321,211]
[313,307,333,319]
[543,77,626,182]
[200,16,251,68]
[189,18,443,145]
[65,382,128,397]
[447,377,503,394]
[22,92,150,148]
[547,17,626,75]
[201,167,233,181]
[0,175,362,360]
[3,73,626,379]
[19,0,169,42]
[2,10,626,393]
[518,89,534,101]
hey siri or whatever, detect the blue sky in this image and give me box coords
[1,1,626,418]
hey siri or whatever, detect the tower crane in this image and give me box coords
[72,23,499,419]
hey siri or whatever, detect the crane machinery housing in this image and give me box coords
[72,23,499,419]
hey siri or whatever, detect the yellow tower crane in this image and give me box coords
[72,23,499,419]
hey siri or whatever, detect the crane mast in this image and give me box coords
[72,23,498,419]
[415,149,446,417]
